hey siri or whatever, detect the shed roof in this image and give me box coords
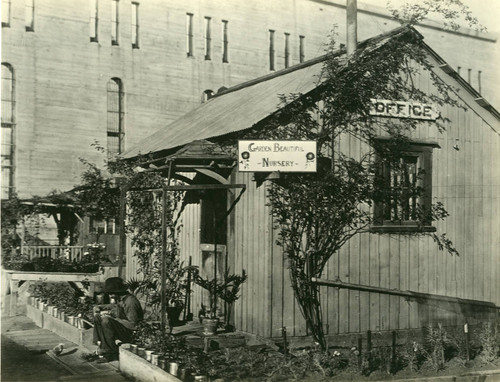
[122,25,499,161]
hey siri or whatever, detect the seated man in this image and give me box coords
[90,277,143,362]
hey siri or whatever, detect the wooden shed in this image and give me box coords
[123,26,500,342]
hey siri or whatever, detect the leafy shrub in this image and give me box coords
[477,322,499,364]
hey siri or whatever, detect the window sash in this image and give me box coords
[107,79,124,156]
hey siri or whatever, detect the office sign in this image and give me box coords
[370,99,439,120]
[238,140,317,172]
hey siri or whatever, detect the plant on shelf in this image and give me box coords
[127,261,197,326]
[194,269,247,333]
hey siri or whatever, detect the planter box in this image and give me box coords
[119,344,181,382]
[26,304,94,349]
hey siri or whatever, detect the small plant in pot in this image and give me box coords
[194,269,247,335]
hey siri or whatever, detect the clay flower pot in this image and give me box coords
[202,317,219,336]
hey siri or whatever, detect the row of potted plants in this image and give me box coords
[28,282,95,328]
[126,321,216,381]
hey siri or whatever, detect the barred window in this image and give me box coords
[107,78,124,157]
[1,63,15,199]
[373,140,438,232]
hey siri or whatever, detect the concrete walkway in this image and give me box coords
[1,315,128,382]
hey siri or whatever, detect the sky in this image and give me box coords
[364,0,500,34]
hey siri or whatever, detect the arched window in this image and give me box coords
[201,89,214,103]
[107,78,124,157]
[1,63,15,199]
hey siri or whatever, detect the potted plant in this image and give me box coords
[194,269,247,335]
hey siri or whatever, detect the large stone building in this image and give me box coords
[1,0,498,203]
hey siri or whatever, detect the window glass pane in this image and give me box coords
[204,17,211,60]
[186,13,193,56]
[111,0,118,42]
[2,0,11,25]
[131,2,138,46]
[106,219,115,234]
[25,0,34,30]
[1,65,13,123]
[89,0,98,39]
[1,167,11,199]
[222,20,228,63]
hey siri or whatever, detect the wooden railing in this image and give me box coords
[22,246,85,262]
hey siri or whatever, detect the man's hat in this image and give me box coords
[104,277,128,294]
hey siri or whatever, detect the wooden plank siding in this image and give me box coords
[125,67,500,340]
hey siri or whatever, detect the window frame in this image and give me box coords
[2,0,11,27]
[299,35,305,63]
[222,20,228,63]
[90,0,99,42]
[111,0,119,45]
[106,78,124,157]
[1,63,15,199]
[371,138,439,233]
[186,12,194,57]
[204,16,211,60]
[131,1,139,49]
[284,32,290,68]
[25,0,35,32]
[269,29,275,71]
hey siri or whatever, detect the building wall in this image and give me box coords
[174,61,500,339]
[1,0,499,201]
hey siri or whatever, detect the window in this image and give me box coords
[1,63,15,199]
[131,2,139,48]
[90,218,117,234]
[25,0,34,31]
[107,78,124,157]
[200,190,227,245]
[204,17,211,60]
[186,13,193,57]
[284,32,290,68]
[269,30,275,71]
[2,0,10,27]
[90,0,98,42]
[372,140,438,232]
[478,70,482,94]
[299,35,305,63]
[222,20,228,63]
[111,0,119,45]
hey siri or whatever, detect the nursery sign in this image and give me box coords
[370,99,439,120]
[238,140,317,172]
